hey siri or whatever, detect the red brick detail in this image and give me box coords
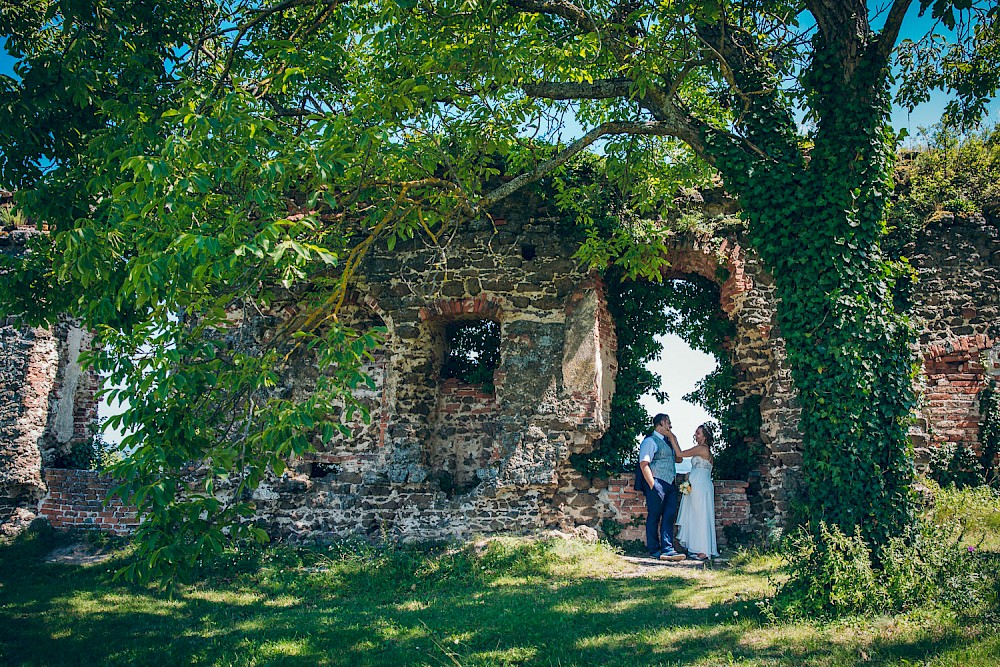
[418,297,503,322]
[924,334,995,362]
[660,237,750,316]
[605,474,751,547]
[921,335,995,457]
[38,469,138,535]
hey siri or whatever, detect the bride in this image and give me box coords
[676,424,719,560]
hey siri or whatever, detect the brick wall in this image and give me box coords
[909,212,1000,463]
[38,469,138,535]
[920,334,995,459]
[605,474,751,548]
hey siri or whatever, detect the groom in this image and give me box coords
[636,413,685,561]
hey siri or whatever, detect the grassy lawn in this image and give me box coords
[1,487,998,666]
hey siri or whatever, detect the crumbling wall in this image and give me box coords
[247,192,619,541]
[908,212,1000,464]
[0,214,98,535]
[9,191,1000,544]
[0,321,56,534]
[242,215,794,540]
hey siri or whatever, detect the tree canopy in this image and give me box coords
[1,0,998,578]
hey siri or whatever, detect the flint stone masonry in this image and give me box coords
[4,192,1000,543]
[907,212,1000,465]
[245,193,622,540]
[236,186,799,540]
[0,321,55,533]
[0,201,98,533]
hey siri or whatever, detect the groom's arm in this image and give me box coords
[664,430,684,463]
[639,460,656,490]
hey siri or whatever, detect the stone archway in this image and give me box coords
[586,232,804,537]
[658,233,803,526]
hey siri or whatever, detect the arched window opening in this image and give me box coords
[580,270,762,480]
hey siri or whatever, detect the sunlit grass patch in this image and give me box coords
[184,589,263,605]
[63,591,185,616]
[927,482,1000,551]
[1,523,998,667]
[257,638,312,658]
[468,645,538,663]
[396,599,429,612]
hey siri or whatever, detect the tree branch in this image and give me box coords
[522,78,633,100]
[479,121,703,209]
[506,0,632,63]
[805,0,867,42]
[506,0,597,32]
[873,0,914,70]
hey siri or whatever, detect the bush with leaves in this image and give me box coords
[894,126,1000,220]
[771,519,993,620]
[928,441,987,489]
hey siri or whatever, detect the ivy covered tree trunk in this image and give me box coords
[708,18,917,546]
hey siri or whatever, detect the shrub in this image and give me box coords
[880,523,984,612]
[771,522,886,618]
[600,518,624,541]
[928,441,986,489]
[770,517,994,620]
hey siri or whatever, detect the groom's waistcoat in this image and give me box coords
[641,432,676,484]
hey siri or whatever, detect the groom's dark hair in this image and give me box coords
[652,413,670,429]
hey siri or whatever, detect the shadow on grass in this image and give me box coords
[0,532,995,666]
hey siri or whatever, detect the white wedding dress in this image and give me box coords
[676,455,719,558]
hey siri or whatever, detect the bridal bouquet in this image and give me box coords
[678,481,692,495]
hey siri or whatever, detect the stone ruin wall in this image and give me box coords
[0,209,99,535]
[3,189,1000,542]
[245,191,621,541]
[240,190,803,541]
[908,211,1000,466]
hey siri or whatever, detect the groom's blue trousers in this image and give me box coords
[645,478,679,555]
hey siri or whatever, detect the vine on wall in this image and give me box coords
[977,379,1000,485]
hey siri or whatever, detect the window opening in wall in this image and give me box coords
[441,319,500,390]
[644,277,762,480]
[307,461,340,480]
[521,244,536,260]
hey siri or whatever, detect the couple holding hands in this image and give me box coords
[635,413,719,561]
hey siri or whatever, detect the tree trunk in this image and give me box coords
[707,27,917,546]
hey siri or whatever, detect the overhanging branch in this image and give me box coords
[479,121,691,209]
[506,0,598,32]
[523,78,633,100]
[873,0,914,70]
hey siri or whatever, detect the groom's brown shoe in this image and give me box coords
[659,550,685,562]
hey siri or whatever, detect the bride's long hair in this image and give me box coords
[695,423,716,460]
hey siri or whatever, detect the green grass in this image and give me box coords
[927,482,1000,551]
[1,492,998,666]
